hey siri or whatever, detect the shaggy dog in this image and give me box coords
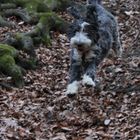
[66,0,122,96]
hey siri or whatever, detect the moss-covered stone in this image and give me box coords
[37,13,52,44]
[44,0,71,11]
[35,12,68,44]
[14,33,34,53]
[25,1,50,13]
[16,57,37,70]
[3,0,71,11]
[0,44,23,87]
[0,15,14,27]
[4,9,31,23]
[0,55,24,88]
[0,43,18,57]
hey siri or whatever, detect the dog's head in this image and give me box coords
[67,5,99,52]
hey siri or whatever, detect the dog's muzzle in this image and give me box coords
[70,32,92,52]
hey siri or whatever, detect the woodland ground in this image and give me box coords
[0,0,140,139]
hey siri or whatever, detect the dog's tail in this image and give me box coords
[87,0,102,5]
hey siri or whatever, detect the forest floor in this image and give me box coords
[0,0,140,140]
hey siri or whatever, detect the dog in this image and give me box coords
[66,0,122,96]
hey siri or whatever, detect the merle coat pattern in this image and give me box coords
[66,0,122,96]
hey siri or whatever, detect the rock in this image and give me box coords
[104,119,111,126]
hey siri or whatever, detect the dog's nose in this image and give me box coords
[77,44,83,48]
[77,43,83,51]
[76,42,83,48]
[75,42,84,51]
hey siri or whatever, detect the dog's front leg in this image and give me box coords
[66,49,82,96]
[82,58,96,87]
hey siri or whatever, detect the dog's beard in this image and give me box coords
[69,20,99,53]
[70,22,93,52]
[70,32,92,52]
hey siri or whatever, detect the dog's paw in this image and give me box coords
[82,75,96,87]
[66,81,79,97]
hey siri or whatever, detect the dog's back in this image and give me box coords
[87,0,122,58]
[87,0,116,33]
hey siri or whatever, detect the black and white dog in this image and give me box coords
[66,0,122,96]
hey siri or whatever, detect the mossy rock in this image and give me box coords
[25,0,50,13]
[3,0,70,11]
[0,53,24,88]
[16,57,37,70]
[44,0,60,10]
[44,0,71,11]
[0,43,18,57]
[36,12,68,44]
[3,0,49,13]
[14,33,34,53]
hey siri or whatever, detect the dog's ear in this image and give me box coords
[86,5,97,20]
[66,23,74,39]
[66,21,80,39]
[85,5,99,43]
[67,4,87,19]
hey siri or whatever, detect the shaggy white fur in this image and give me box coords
[82,74,96,86]
[66,81,79,95]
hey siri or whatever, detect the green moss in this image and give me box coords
[14,33,34,52]
[0,54,23,87]
[10,65,24,88]
[39,12,66,28]
[42,33,51,45]
[23,0,49,13]
[35,13,52,44]
[25,1,39,13]
[0,44,23,87]
[44,0,70,11]
[36,12,66,44]
[0,43,18,57]
[14,33,22,40]
[3,0,70,13]
[26,58,37,69]
[55,16,65,28]
[37,2,50,12]
[0,54,15,67]
[38,12,54,25]
[44,0,58,10]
